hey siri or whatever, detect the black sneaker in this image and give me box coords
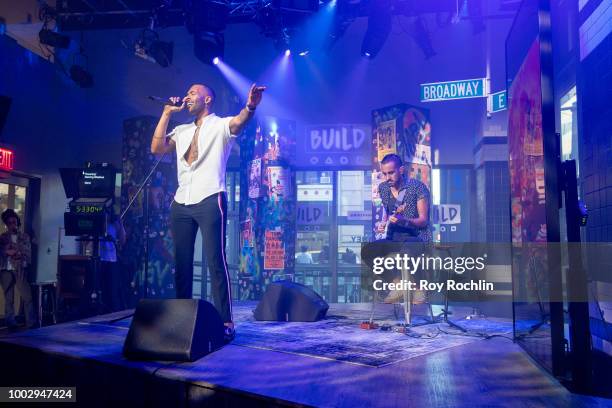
[224,325,235,344]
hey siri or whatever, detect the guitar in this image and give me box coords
[377,190,407,240]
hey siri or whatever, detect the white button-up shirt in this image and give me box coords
[168,113,237,205]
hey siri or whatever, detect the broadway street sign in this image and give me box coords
[420,78,488,102]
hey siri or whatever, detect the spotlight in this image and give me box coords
[147,40,173,67]
[411,17,436,60]
[69,65,93,88]
[194,31,224,65]
[134,30,173,67]
[361,0,391,59]
[39,28,70,49]
[285,49,291,56]
[213,57,220,65]
[185,0,228,64]
[298,50,309,56]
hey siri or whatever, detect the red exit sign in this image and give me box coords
[0,148,14,171]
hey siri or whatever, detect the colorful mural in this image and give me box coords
[370,104,432,239]
[238,117,296,300]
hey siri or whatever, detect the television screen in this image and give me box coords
[78,168,115,198]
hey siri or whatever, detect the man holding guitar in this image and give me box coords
[375,153,432,303]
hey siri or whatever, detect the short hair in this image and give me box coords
[381,153,403,168]
[192,84,216,104]
[1,208,20,226]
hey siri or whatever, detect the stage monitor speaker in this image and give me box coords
[253,280,329,322]
[123,299,224,362]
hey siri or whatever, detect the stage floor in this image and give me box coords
[0,301,609,407]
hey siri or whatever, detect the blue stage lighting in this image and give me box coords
[213,57,220,65]
[285,49,291,57]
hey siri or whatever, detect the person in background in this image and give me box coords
[318,245,330,264]
[81,211,126,312]
[342,248,358,264]
[0,209,35,329]
[295,245,314,264]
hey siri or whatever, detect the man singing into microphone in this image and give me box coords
[151,83,265,341]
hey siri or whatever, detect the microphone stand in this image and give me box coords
[121,150,169,299]
[96,150,169,324]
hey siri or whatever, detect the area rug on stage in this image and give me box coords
[229,301,513,367]
[101,301,513,368]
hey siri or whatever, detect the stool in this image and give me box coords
[396,263,435,326]
[32,281,57,327]
[368,253,435,327]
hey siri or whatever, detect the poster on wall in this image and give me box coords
[241,218,254,248]
[264,229,285,270]
[413,144,431,166]
[407,163,430,186]
[371,170,385,203]
[267,166,291,202]
[376,119,397,162]
[248,158,262,199]
[509,40,546,244]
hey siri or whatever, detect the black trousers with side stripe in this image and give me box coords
[170,192,232,322]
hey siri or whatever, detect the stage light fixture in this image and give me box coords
[360,0,391,59]
[185,0,229,65]
[411,17,436,60]
[134,29,173,67]
[39,28,71,49]
[69,65,93,88]
[285,49,292,56]
[213,57,220,65]
[299,50,309,56]
[194,31,225,65]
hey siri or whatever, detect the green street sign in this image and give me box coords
[420,78,487,102]
[488,90,507,113]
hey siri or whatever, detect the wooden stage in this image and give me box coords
[0,302,609,407]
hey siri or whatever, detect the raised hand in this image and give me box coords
[246,84,266,109]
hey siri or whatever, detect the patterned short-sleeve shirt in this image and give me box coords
[378,177,432,243]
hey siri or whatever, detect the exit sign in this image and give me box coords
[488,90,507,113]
[420,78,488,102]
[0,148,14,171]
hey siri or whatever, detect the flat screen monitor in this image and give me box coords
[78,168,115,198]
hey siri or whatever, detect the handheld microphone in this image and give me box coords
[148,96,182,107]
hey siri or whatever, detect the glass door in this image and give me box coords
[0,174,33,322]
[336,170,372,303]
[295,171,334,301]
[294,170,371,303]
